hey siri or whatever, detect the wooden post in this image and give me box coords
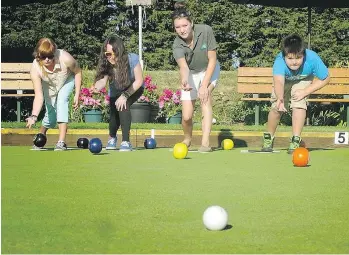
[344,95,349,125]
[253,94,259,126]
[17,90,23,122]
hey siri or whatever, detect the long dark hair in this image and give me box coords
[94,35,131,89]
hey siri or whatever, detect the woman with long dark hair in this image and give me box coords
[93,35,144,151]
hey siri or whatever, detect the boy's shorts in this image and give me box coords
[271,77,313,110]
[181,63,220,101]
[42,76,75,128]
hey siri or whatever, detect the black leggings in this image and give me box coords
[109,87,144,142]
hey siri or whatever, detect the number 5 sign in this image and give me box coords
[334,132,349,145]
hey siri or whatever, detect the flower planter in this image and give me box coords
[83,109,102,123]
[130,102,151,123]
[150,103,160,123]
[167,112,182,124]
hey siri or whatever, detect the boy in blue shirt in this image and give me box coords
[262,34,330,153]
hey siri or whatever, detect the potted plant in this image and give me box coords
[130,75,160,123]
[143,75,160,122]
[158,88,182,124]
[79,87,110,123]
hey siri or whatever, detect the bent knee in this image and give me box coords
[182,114,192,122]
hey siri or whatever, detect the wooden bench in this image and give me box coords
[237,67,349,125]
[1,63,34,122]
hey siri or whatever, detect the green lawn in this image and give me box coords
[2,146,349,253]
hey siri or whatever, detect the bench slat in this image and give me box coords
[238,67,272,77]
[1,73,31,79]
[1,80,34,90]
[238,67,349,77]
[241,98,349,103]
[1,94,35,97]
[237,83,349,94]
[238,76,349,84]
[1,63,32,72]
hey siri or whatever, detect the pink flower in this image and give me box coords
[79,87,110,111]
[81,88,90,96]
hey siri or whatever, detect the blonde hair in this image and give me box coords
[33,38,57,77]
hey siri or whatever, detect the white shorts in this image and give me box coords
[181,63,220,101]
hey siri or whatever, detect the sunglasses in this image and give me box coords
[104,51,115,57]
[38,55,55,60]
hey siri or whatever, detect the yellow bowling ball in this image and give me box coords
[221,139,234,150]
[173,143,188,159]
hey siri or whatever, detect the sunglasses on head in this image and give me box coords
[104,51,115,57]
[39,54,54,60]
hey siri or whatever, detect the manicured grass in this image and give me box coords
[2,146,349,253]
[2,121,348,132]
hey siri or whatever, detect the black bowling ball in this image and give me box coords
[33,133,47,148]
[77,138,89,149]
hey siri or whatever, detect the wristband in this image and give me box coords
[30,115,38,121]
[122,91,131,99]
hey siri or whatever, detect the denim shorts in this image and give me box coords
[42,76,75,128]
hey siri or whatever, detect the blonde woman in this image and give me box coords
[26,38,82,150]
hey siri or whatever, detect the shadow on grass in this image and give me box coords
[223,224,233,231]
[92,152,109,155]
[217,129,248,148]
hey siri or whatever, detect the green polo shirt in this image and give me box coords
[172,24,218,73]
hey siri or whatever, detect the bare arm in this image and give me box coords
[292,75,330,102]
[273,75,285,100]
[176,58,191,90]
[26,64,44,127]
[304,76,330,95]
[201,50,217,88]
[124,63,143,95]
[115,63,143,111]
[30,65,44,117]
[273,75,286,112]
[61,51,82,96]
[94,75,109,90]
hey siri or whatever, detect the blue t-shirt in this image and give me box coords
[273,49,329,81]
[109,53,142,96]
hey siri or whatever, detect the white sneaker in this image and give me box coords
[119,141,132,152]
[106,137,117,150]
[54,141,67,151]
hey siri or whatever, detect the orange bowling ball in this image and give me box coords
[292,147,310,167]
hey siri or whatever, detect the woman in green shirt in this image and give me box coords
[172,6,220,153]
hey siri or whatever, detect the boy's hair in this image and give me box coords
[281,34,306,57]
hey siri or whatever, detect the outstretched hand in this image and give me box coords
[181,79,192,91]
[26,117,36,128]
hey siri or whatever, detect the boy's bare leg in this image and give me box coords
[292,108,306,136]
[267,108,282,136]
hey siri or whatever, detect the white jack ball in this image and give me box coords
[202,205,228,231]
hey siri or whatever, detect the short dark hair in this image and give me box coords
[281,34,306,57]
